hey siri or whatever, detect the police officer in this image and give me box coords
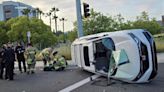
[53,51,67,71]
[4,43,15,80]
[0,44,7,79]
[15,43,26,73]
[26,43,36,74]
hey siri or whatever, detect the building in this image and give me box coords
[0,1,36,21]
[157,16,164,27]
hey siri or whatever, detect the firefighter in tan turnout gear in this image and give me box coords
[42,49,51,67]
[26,43,37,74]
[52,51,67,71]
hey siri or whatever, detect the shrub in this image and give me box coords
[155,37,164,53]
[35,44,72,61]
[55,44,71,60]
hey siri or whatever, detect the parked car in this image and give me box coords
[71,29,158,83]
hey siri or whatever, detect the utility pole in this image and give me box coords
[76,0,83,38]
[60,17,66,42]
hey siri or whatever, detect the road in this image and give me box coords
[0,53,163,92]
[73,53,164,92]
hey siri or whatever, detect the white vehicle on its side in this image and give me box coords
[71,29,158,83]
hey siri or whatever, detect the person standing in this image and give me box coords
[26,43,37,74]
[15,43,26,73]
[0,44,7,79]
[4,43,15,80]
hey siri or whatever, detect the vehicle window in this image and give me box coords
[83,46,90,66]
[102,38,115,50]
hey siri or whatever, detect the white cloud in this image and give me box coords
[20,0,77,32]
[0,0,163,31]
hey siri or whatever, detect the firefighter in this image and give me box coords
[42,48,51,67]
[15,43,26,73]
[53,51,67,71]
[26,43,37,74]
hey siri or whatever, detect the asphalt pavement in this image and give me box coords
[0,67,92,92]
[0,53,164,92]
[73,53,164,92]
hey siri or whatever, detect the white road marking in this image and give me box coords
[59,75,100,92]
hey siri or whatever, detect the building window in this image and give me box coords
[4,10,12,19]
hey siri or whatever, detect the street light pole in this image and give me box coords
[76,0,84,38]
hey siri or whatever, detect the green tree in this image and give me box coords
[67,31,77,42]
[58,34,64,42]
[133,11,162,34]
[72,10,162,39]
[35,31,57,48]
[73,9,123,36]
[83,9,119,35]
[0,21,8,46]
[35,8,44,20]
[5,16,57,49]
[21,8,31,18]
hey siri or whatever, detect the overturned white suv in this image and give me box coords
[71,29,158,83]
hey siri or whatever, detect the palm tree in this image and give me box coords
[35,8,40,18]
[21,8,31,18]
[38,10,44,20]
[51,7,59,33]
[60,17,67,42]
[35,8,44,20]
[60,18,66,33]
[52,15,58,33]
[46,12,52,31]
[32,9,37,18]
[21,8,31,45]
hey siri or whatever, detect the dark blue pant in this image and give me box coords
[5,62,14,80]
[18,58,26,72]
[0,62,5,78]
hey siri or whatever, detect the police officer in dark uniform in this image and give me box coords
[0,44,7,79]
[4,43,15,80]
[15,43,26,73]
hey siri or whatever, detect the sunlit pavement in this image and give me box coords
[0,53,163,92]
[14,60,76,68]
[0,66,92,92]
[73,53,164,92]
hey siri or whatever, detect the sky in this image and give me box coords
[0,0,164,32]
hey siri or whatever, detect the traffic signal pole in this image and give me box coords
[76,0,84,38]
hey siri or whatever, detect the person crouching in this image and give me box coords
[53,51,67,71]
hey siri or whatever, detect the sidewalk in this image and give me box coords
[14,60,76,68]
